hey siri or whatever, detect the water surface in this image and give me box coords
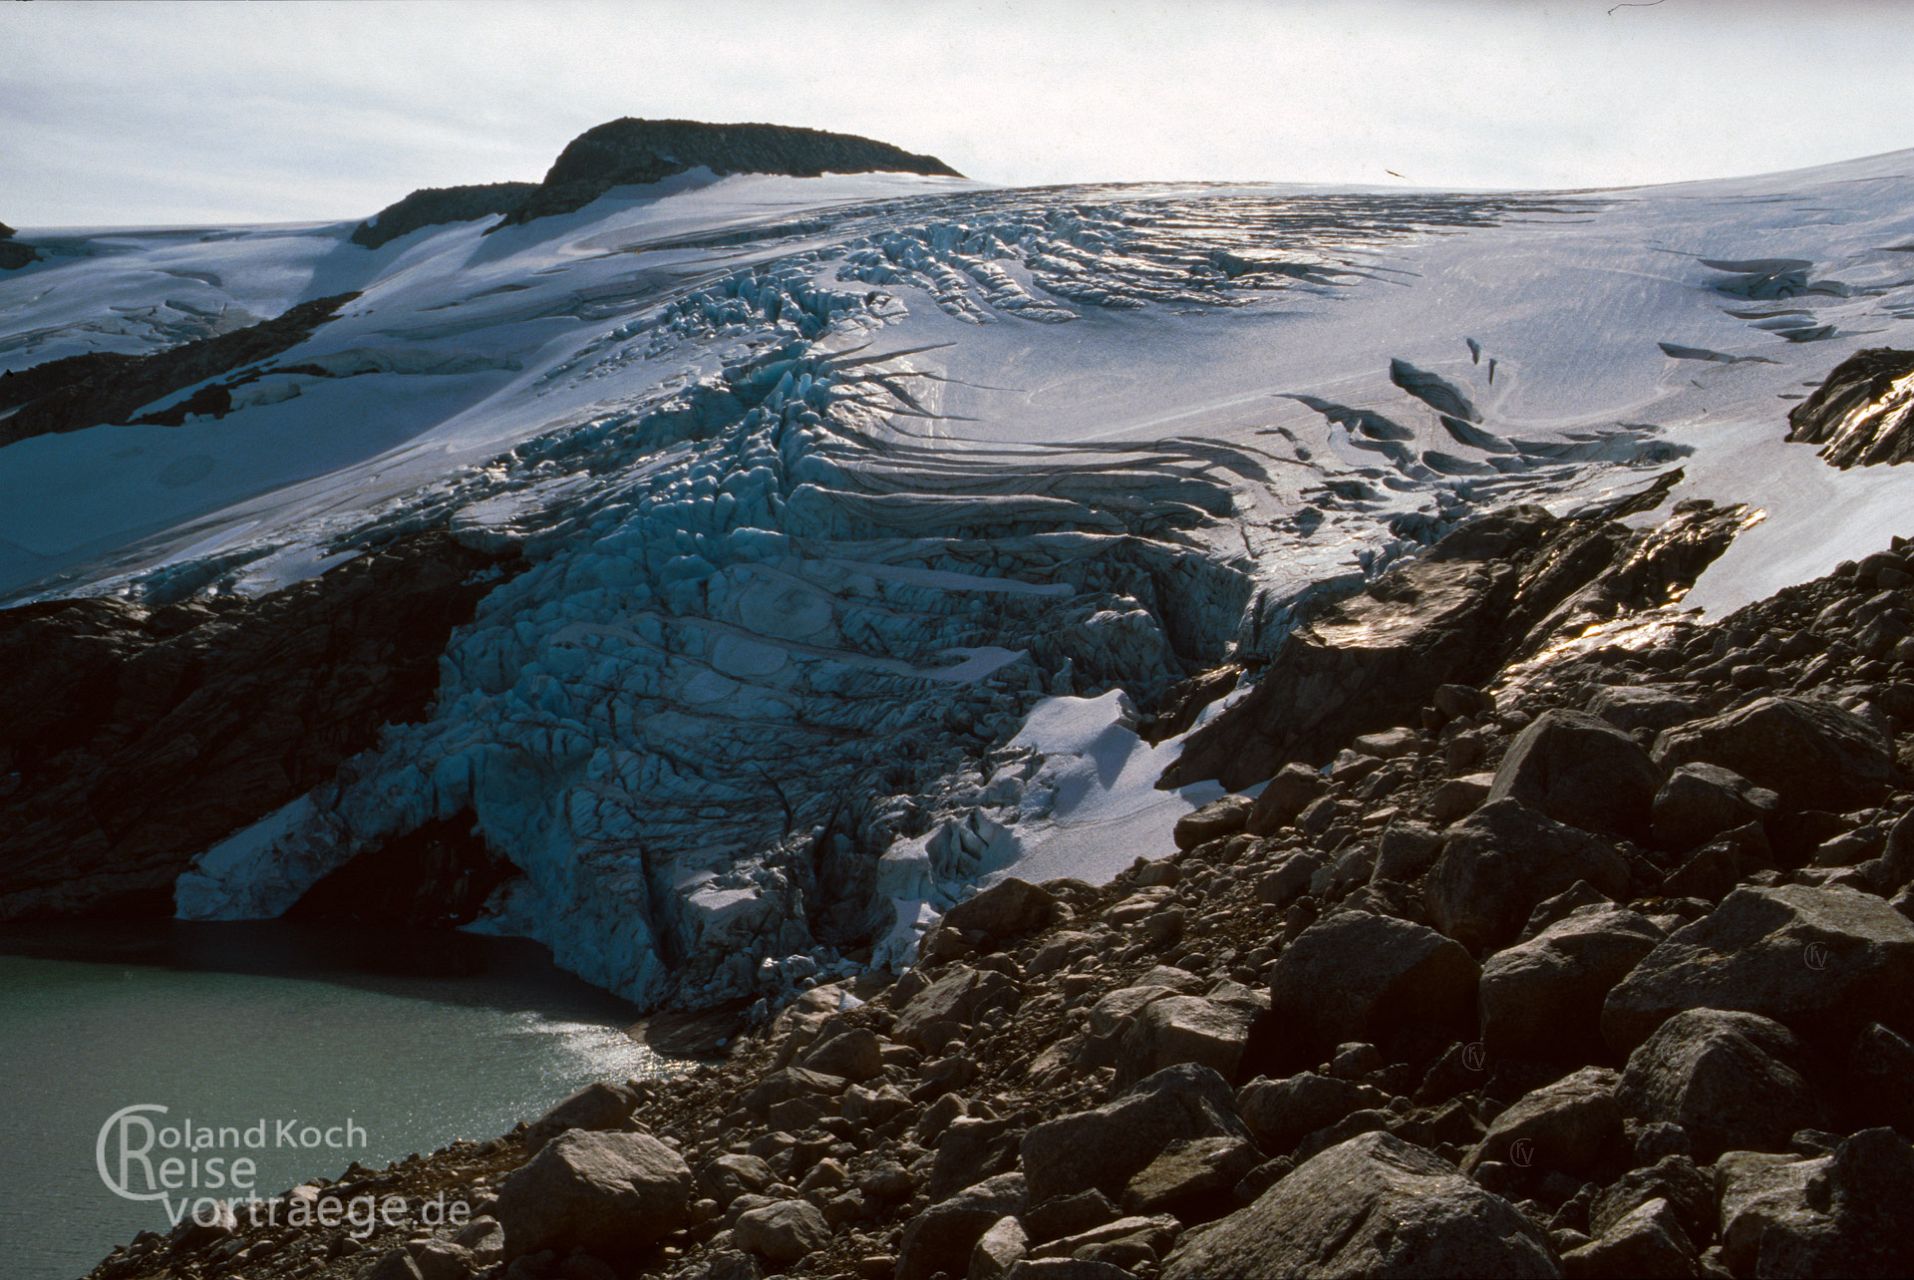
[0,921,678,1280]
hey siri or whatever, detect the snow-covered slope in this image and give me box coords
[5,151,1913,1006]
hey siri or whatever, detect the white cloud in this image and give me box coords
[4,0,1912,226]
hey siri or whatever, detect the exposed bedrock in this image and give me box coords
[506,118,962,226]
[0,220,37,271]
[0,532,512,919]
[0,290,359,447]
[350,181,539,249]
[1161,495,1748,790]
[1785,346,1914,468]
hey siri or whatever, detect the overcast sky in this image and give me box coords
[5,0,1913,228]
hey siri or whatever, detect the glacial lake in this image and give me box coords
[0,921,681,1280]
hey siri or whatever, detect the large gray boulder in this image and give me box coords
[494,1129,691,1259]
[1019,1064,1246,1207]
[1616,1008,1821,1160]
[733,1198,829,1264]
[1464,1066,1623,1177]
[1479,904,1663,1060]
[1602,884,1914,1052]
[1728,1128,1914,1278]
[1236,1072,1391,1153]
[1650,762,1778,852]
[1427,800,1631,952]
[1267,910,1478,1062]
[1486,708,1663,839]
[895,1172,1026,1280]
[894,965,1023,1052]
[942,878,1060,946]
[1114,993,1259,1087]
[1159,1132,1562,1279]
[1651,695,1893,812]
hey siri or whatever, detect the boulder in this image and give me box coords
[1651,695,1893,812]
[1173,795,1253,849]
[1236,1072,1391,1152]
[895,966,1023,1052]
[1371,819,1444,884]
[733,1199,829,1264]
[1479,905,1663,1060]
[943,878,1060,945]
[1121,1135,1261,1221]
[1246,763,1327,835]
[1589,1155,1714,1246]
[1616,1009,1821,1160]
[1558,1197,1695,1279]
[1715,1150,1828,1276]
[1019,1064,1246,1206]
[698,1152,776,1207]
[1267,910,1478,1062]
[1159,1132,1562,1279]
[1115,994,1258,1087]
[800,1026,885,1083]
[970,1215,1029,1280]
[1738,1128,1914,1278]
[1485,709,1663,839]
[895,1173,1027,1280]
[1427,800,1630,952]
[494,1129,691,1259]
[525,1080,637,1150]
[1649,763,1778,852]
[1602,884,1914,1052]
[1585,685,1701,734]
[1464,1067,1623,1177]
[1848,1021,1914,1135]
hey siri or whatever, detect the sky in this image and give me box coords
[4,0,1914,228]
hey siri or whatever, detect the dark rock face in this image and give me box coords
[0,533,510,920]
[1164,499,1745,790]
[0,220,37,270]
[0,291,358,447]
[1651,695,1893,814]
[350,182,539,248]
[505,118,961,225]
[1786,346,1914,468]
[1159,1132,1561,1280]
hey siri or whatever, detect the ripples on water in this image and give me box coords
[0,921,685,1280]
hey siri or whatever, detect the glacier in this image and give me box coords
[7,153,1914,1008]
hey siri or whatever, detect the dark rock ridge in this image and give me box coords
[0,219,37,270]
[0,291,358,447]
[0,533,513,920]
[1786,346,1914,468]
[344,120,962,248]
[1162,491,1747,789]
[504,118,962,225]
[83,473,1914,1280]
[349,182,539,249]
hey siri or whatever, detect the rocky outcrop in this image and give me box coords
[350,182,539,248]
[505,119,962,225]
[0,291,358,447]
[0,220,37,270]
[0,533,511,919]
[1163,498,1746,789]
[1786,346,1914,468]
